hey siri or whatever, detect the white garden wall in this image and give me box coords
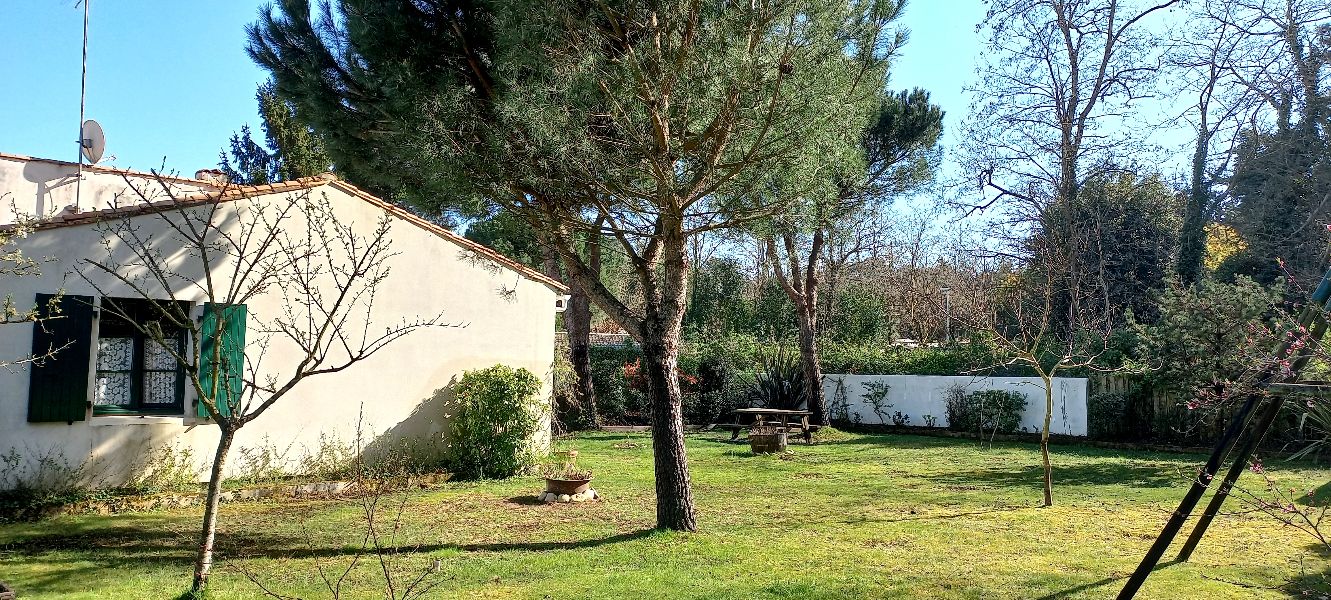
[822,375,1089,436]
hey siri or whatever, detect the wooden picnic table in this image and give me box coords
[721,408,815,443]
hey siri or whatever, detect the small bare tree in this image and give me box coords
[78,175,452,596]
[975,238,1116,507]
[1,197,64,369]
[236,412,445,600]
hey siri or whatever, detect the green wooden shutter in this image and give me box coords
[27,294,94,423]
[198,303,247,418]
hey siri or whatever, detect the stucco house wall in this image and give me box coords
[0,162,564,487]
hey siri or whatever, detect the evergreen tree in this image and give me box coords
[1025,172,1182,326]
[257,81,331,181]
[1208,0,1330,287]
[1224,127,1331,285]
[219,124,274,185]
[219,81,331,184]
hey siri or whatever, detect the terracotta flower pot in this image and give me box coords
[545,476,593,496]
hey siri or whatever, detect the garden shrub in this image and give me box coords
[448,365,544,480]
[828,376,855,424]
[816,340,1029,377]
[942,384,971,431]
[589,345,646,424]
[233,436,292,485]
[684,354,745,426]
[860,380,893,424]
[1087,392,1132,441]
[0,446,105,523]
[747,347,806,410]
[946,388,1027,436]
[127,444,200,494]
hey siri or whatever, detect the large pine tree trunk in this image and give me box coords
[795,304,827,426]
[641,227,697,532]
[192,427,235,595]
[641,334,697,531]
[566,286,598,428]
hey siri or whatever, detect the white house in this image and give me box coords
[0,152,567,487]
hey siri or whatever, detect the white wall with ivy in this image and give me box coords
[823,375,1089,436]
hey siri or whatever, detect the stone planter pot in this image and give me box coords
[544,477,592,496]
[0,581,15,600]
[539,477,597,503]
[750,430,788,454]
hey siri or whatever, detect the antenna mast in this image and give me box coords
[75,0,90,211]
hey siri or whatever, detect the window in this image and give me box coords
[93,298,188,416]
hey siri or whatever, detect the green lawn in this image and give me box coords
[1,432,1328,599]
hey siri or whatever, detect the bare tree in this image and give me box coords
[978,254,1114,507]
[78,176,451,595]
[963,0,1182,269]
[956,1,1180,507]
[1,198,64,370]
[236,413,445,600]
[829,207,1002,345]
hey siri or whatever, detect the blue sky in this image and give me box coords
[0,1,983,176]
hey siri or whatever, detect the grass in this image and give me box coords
[0,431,1328,599]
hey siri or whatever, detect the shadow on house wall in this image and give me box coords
[362,379,460,472]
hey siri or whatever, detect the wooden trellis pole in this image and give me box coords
[1117,268,1331,599]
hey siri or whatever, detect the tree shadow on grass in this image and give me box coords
[504,494,545,506]
[820,434,952,451]
[0,523,303,559]
[833,503,1033,526]
[1298,479,1331,507]
[822,432,1218,462]
[2,522,656,596]
[928,461,1185,490]
[232,526,659,560]
[1281,544,1331,598]
[0,523,304,597]
[1031,559,1183,600]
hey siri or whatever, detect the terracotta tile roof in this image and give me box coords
[29,176,333,230]
[0,151,223,189]
[20,172,570,294]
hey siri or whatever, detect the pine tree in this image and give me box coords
[251,0,902,532]
[762,88,943,425]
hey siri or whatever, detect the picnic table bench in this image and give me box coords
[714,408,817,444]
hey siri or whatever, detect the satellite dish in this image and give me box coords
[80,119,105,164]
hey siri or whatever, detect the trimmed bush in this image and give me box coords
[1087,392,1132,441]
[448,365,544,480]
[946,388,1027,436]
